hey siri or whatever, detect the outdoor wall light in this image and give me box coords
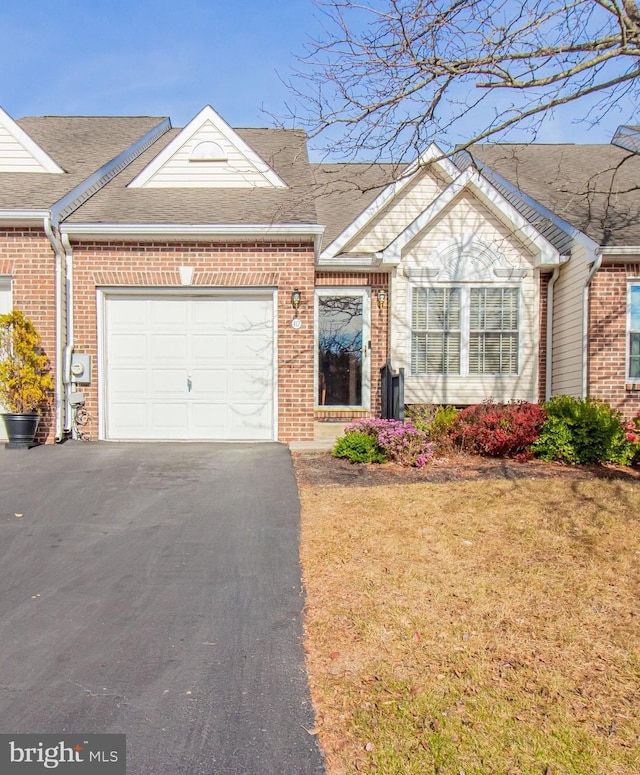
[291,289,302,311]
[376,288,387,310]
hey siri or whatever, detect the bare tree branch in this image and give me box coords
[283,0,640,161]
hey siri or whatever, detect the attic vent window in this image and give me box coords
[189,141,227,162]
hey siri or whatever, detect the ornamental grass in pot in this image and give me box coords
[0,310,54,447]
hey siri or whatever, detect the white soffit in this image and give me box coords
[127,105,287,189]
[319,142,460,260]
[0,105,64,174]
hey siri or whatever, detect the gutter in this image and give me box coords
[43,216,67,442]
[61,233,75,434]
[582,252,603,398]
[545,266,560,400]
[60,222,325,237]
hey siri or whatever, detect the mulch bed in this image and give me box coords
[292,450,640,488]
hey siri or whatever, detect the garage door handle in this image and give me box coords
[187,375,193,392]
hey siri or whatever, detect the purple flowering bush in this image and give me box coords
[341,418,435,467]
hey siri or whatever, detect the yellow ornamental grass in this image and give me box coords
[0,310,54,413]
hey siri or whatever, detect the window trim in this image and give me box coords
[627,280,640,382]
[410,281,521,377]
[0,276,12,315]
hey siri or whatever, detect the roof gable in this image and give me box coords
[382,167,560,267]
[0,106,64,174]
[127,105,287,189]
[319,143,459,259]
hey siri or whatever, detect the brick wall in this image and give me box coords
[71,240,316,442]
[589,263,640,419]
[315,271,389,421]
[538,272,551,404]
[0,227,57,442]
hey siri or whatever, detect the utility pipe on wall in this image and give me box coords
[61,233,75,434]
[43,216,66,442]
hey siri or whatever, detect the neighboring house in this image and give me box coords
[0,104,638,444]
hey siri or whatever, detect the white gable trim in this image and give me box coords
[0,106,64,174]
[381,167,560,267]
[319,143,460,261]
[127,105,287,189]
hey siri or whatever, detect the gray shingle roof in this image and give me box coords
[0,116,167,211]
[66,127,319,226]
[311,162,402,249]
[471,143,640,247]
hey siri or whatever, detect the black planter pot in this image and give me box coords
[1,412,41,449]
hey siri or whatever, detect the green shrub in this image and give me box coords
[531,395,636,465]
[333,431,387,464]
[406,404,459,440]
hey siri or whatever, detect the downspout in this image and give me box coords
[61,233,74,434]
[582,254,603,398]
[545,266,560,400]
[43,216,66,442]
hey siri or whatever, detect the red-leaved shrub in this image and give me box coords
[451,400,546,457]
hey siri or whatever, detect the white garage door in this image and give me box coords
[104,294,275,440]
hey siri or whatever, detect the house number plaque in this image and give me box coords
[291,318,302,330]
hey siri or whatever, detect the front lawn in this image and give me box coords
[296,465,640,774]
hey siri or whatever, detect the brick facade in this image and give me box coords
[589,263,640,419]
[0,227,57,442]
[71,239,316,442]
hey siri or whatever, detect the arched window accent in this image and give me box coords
[189,141,228,162]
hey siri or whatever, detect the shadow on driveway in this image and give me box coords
[0,441,325,775]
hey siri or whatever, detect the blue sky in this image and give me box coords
[0,0,635,158]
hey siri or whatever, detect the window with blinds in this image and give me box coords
[469,288,519,374]
[411,285,519,376]
[629,284,640,380]
[411,287,461,374]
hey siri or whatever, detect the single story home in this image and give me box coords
[0,104,638,444]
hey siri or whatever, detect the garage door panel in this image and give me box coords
[151,299,189,326]
[232,368,272,397]
[192,334,228,360]
[150,334,188,361]
[191,368,228,395]
[105,295,274,440]
[109,402,150,432]
[151,402,189,431]
[231,335,272,363]
[108,299,147,326]
[109,333,147,361]
[151,369,187,394]
[110,368,148,394]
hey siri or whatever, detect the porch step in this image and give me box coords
[288,422,347,452]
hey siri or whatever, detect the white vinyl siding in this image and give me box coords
[551,241,591,396]
[411,288,460,374]
[345,170,448,254]
[629,284,640,380]
[469,288,519,374]
[136,120,277,189]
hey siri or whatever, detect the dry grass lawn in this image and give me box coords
[297,473,640,774]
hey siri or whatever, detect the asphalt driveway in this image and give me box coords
[0,442,325,775]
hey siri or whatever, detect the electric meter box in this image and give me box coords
[70,353,92,385]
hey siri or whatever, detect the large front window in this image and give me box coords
[629,284,640,380]
[411,285,519,376]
